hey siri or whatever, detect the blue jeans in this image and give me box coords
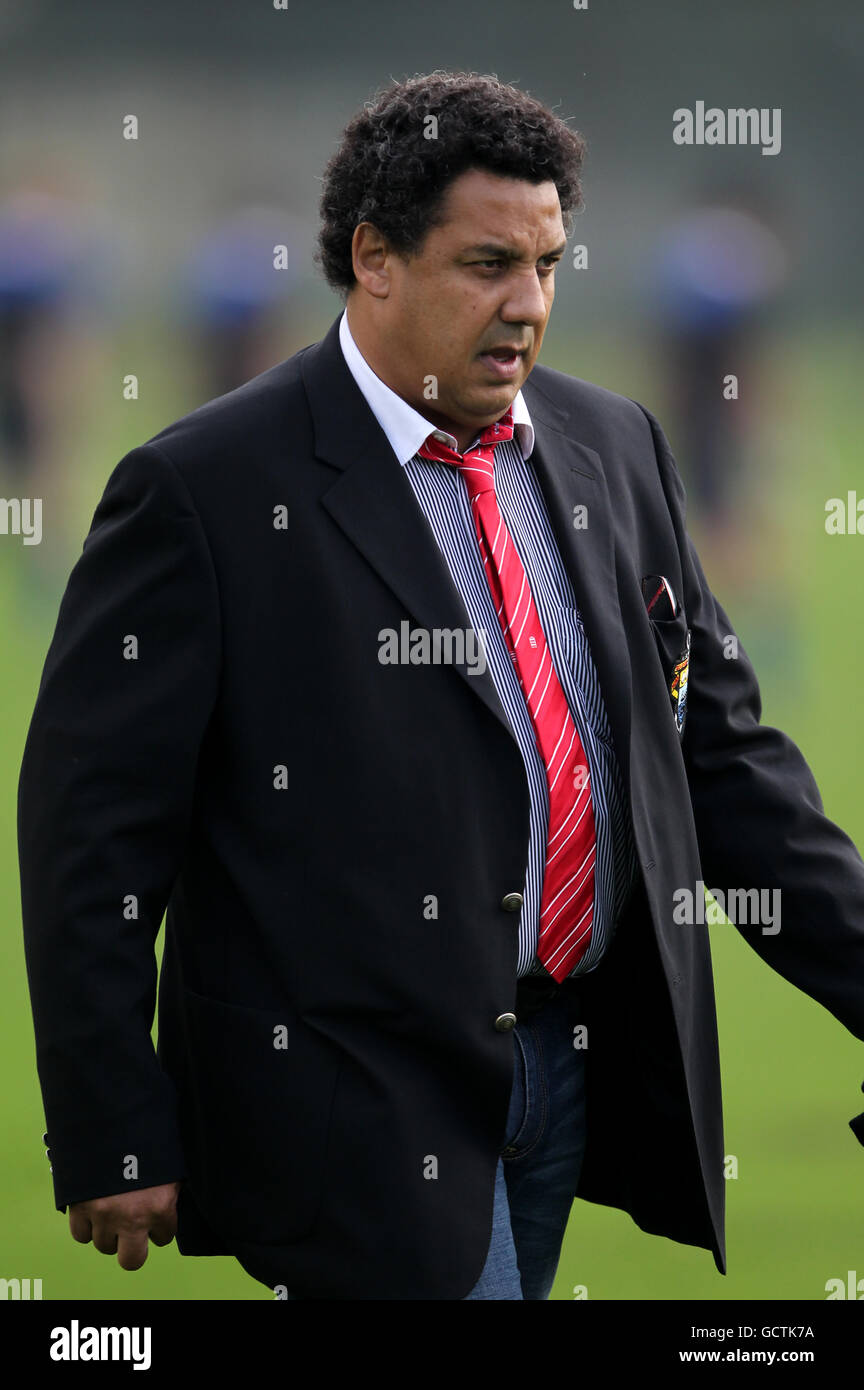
[463,978,588,1300]
[278,978,588,1300]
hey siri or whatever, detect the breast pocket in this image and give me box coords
[181,987,344,1245]
[648,610,691,738]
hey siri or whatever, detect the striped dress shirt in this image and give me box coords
[338,309,638,978]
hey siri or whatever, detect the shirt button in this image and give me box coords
[494,1013,517,1032]
[500,892,523,912]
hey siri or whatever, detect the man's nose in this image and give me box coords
[499,269,550,326]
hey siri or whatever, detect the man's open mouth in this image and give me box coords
[478,347,525,377]
[483,346,525,361]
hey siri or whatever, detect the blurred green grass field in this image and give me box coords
[2,319,863,1300]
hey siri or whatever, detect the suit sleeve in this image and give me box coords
[635,403,864,1139]
[18,441,221,1210]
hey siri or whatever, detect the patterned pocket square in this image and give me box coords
[641,573,678,620]
[642,575,690,737]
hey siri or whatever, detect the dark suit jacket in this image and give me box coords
[18,311,864,1299]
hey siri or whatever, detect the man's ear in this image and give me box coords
[351,222,393,300]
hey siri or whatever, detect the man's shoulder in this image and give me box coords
[524,359,650,438]
[138,341,316,473]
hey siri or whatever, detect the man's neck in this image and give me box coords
[345,302,499,455]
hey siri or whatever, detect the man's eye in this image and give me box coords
[473,258,559,273]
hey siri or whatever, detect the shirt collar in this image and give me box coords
[338,307,535,465]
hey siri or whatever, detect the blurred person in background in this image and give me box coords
[652,184,802,691]
[653,182,789,577]
[0,176,114,595]
[181,202,307,400]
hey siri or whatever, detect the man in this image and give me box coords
[19,71,864,1301]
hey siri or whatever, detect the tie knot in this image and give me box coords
[417,406,515,501]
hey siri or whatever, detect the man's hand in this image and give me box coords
[68,1182,181,1270]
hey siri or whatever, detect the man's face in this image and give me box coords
[350,168,567,451]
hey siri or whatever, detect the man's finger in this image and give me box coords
[91,1220,119,1256]
[68,1209,93,1244]
[116,1231,150,1272]
[147,1209,178,1247]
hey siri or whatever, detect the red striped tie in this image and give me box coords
[418,407,596,980]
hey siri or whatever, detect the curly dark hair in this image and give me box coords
[315,70,586,299]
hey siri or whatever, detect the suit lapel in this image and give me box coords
[302,315,634,792]
[304,317,518,739]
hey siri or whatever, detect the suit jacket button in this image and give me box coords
[500,892,523,912]
[494,1013,517,1032]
